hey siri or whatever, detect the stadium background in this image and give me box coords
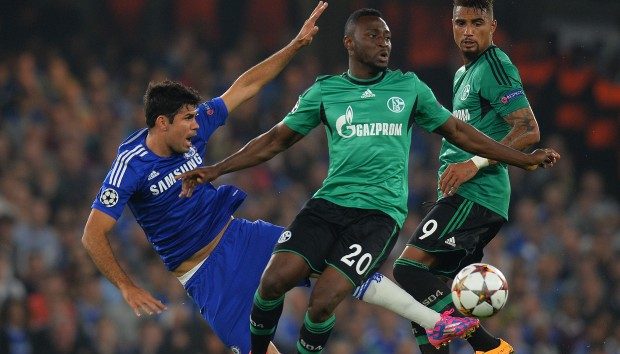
[0,0,618,353]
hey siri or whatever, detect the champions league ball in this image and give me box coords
[451,263,508,318]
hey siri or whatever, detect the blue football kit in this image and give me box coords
[92,97,284,353]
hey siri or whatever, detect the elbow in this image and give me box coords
[525,117,541,146]
[81,224,95,251]
[525,127,541,147]
[81,231,90,250]
[532,128,541,145]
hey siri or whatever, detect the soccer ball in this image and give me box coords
[451,263,508,318]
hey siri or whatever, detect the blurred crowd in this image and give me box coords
[0,1,618,353]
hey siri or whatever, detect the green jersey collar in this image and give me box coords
[465,45,497,69]
[344,69,387,85]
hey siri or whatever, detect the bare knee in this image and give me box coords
[307,293,344,322]
[307,268,353,322]
[259,253,310,299]
[399,245,436,266]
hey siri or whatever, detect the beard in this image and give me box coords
[462,49,480,62]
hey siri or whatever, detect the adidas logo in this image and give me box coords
[147,170,160,180]
[444,237,456,247]
[361,89,375,99]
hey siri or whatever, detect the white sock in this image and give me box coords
[353,272,441,329]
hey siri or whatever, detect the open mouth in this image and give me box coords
[378,51,389,62]
[186,136,195,146]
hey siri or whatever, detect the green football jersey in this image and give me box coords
[439,45,530,219]
[283,69,451,227]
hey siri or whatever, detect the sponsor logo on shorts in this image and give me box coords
[444,237,456,247]
[231,346,240,354]
[500,89,524,104]
[278,231,292,243]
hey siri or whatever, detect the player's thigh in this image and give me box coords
[404,195,505,277]
[273,198,338,275]
[184,219,277,352]
[310,266,356,315]
[259,251,312,298]
[242,219,286,271]
[326,209,399,287]
[449,203,505,269]
[405,195,469,251]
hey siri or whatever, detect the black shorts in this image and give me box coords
[275,198,400,287]
[405,194,505,278]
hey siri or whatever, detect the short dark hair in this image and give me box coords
[453,0,494,17]
[143,80,201,128]
[344,8,383,36]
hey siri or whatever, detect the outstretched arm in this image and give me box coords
[220,1,327,113]
[439,107,542,195]
[82,210,166,317]
[435,116,559,193]
[177,123,304,197]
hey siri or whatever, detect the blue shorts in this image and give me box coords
[184,218,283,353]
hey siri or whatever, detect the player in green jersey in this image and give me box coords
[177,7,559,353]
[393,1,544,353]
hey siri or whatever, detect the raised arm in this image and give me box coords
[82,210,166,317]
[177,123,303,197]
[220,1,327,113]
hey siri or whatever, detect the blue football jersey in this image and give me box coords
[92,97,247,271]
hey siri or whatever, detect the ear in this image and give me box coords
[155,115,169,131]
[490,19,497,35]
[343,36,353,52]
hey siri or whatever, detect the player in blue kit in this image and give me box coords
[82,3,480,353]
[82,4,329,353]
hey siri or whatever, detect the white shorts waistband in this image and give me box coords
[176,256,208,287]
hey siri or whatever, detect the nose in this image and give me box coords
[377,35,389,47]
[464,24,474,35]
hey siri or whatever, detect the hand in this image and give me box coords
[439,160,479,196]
[291,1,328,47]
[120,284,167,317]
[524,148,561,171]
[176,165,221,198]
